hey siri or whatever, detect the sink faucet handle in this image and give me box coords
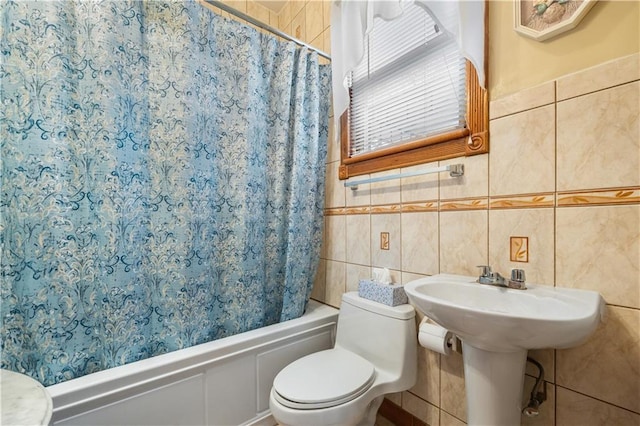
[477,265,493,277]
[511,268,526,282]
[508,269,527,289]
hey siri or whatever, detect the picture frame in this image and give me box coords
[514,0,597,42]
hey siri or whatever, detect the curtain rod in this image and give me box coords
[201,0,331,60]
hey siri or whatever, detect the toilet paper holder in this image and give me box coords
[418,317,462,355]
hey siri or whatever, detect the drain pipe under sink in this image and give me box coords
[522,357,548,417]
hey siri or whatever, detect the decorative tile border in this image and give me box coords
[401,201,439,213]
[325,206,369,216]
[324,187,640,216]
[324,207,348,216]
[371,204,402,214]
[490,193,555,209]
[439,197,489,211]
[557,187,640,207]
[510,236,529,262]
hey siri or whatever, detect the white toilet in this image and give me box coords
[269,292,417,426]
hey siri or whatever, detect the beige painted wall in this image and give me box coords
[489,0,640,99]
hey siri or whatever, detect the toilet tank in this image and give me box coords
[334,292,417,380]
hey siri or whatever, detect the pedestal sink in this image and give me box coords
[404,274,604,426]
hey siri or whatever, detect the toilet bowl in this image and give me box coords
[269,292,417,426]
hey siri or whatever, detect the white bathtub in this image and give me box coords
[47,300,338,426]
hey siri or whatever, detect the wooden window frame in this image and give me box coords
[338,9,489,180]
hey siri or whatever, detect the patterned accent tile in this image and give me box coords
[323,207,346,216]
[346,206,372,215]
[439,197,489,211]
[489,193,555,209]
[509,236,529,263]
[380,232,390,250]
[370,204,403,214]
[557,187,640,207]
[400,201,439,213]
[370,214,401,270]
[325,187,640,217]
[489,208,555,285]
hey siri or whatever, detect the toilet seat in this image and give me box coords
[272,348,376,410]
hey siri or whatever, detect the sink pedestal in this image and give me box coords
[462,344,527,426]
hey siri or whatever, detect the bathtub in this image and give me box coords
[47,300,338,426]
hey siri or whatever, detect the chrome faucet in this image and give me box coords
[477,265,506,286]
[477,266,527,290]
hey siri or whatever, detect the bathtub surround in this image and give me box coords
[1,0,331,386]
[47,300,338,425]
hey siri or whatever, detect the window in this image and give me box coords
[339,2,488,179]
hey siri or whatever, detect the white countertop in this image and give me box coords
[1,369,52,426]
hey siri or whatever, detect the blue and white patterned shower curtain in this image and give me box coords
[0,0,331,386]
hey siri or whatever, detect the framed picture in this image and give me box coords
[514,0,597,41]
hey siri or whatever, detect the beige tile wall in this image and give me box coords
[318,53,640,426]
[201,1,639,424]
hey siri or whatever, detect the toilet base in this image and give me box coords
[357,396,384,426]
[270,389,389,426]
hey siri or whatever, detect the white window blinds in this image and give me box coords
[348,3,467,157]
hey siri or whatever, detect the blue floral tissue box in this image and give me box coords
[358,279,408,306]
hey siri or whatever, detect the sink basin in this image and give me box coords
[404,273,605,426]
[404,273,604,352]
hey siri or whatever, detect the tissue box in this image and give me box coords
[358,280,408,306]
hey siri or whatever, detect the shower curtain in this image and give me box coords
[0,0,331,386]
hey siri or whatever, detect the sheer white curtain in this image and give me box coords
[330,0,486,126]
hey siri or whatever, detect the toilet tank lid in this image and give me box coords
[342,292,415,320]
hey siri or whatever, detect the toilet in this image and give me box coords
[269,292,417,426]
